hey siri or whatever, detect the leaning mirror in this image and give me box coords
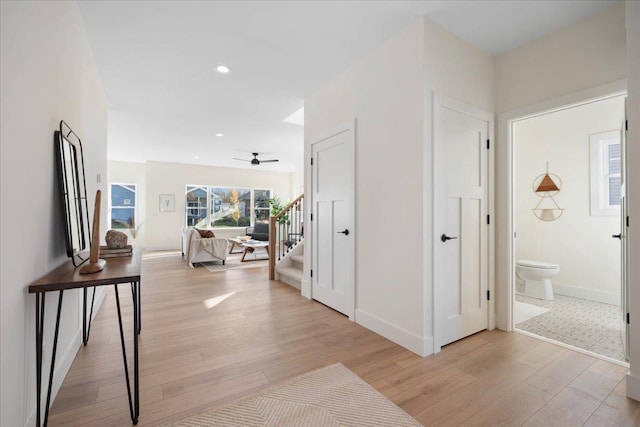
[55,121,90,265]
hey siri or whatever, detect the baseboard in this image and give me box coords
[553,283,620,305]
[300,278,311,299]
[627,372,640,402]
[355,309,433,357]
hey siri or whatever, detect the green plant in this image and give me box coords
[268,197,290,225]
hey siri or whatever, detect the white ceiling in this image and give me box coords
[77,0,619,173]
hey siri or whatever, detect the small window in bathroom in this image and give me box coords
[589,130,621,216]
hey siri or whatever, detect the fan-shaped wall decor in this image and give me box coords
[532,162,564,222]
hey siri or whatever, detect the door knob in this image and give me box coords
[612,233,622,240]
[337,229,350,236]
[441,234,458,242]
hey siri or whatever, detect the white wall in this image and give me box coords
[625,0,640,402]
[0,1,108,425]
[138,161,292,249]
[495,3,627,331]
[304,17,493,355]
[496,3,626,113]
[514,97,624,303]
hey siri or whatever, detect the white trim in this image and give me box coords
[355,309,433,357]
[552,283,620,305]
[432,93,494,353]
[627,373,640,401]
[515,329,629,368]
[497,79,627,333]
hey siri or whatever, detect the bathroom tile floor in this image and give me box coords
[515,294,625,361]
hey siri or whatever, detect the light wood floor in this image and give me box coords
[49,252,640,426]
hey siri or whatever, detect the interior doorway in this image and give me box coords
[509,93,628,363]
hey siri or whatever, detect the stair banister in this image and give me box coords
[269,194,303,280]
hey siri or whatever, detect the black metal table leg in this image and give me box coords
[133,281,140,423]
[114,284,139,424]
[35,290,64,427]
[82,287,97,345]
[35,292,44,427]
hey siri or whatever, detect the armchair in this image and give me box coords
[182,228,228,268]
[245,222,269,241]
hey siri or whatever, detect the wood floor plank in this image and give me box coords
[45,252,639,426]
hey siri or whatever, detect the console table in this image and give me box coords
[28,250,142,426]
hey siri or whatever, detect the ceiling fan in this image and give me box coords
[233,152,279,166]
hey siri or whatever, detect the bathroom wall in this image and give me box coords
[514,96,624,304]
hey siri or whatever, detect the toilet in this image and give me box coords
[515,260,559,301]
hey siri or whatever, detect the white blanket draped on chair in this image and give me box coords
[183,228,228,268]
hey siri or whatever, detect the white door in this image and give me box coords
[434,99,490,348]
[620,100,630,360]
[311,125,355,318]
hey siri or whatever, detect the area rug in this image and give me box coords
[199,252,268,272]
[163,363,422,426]
[514,301,549,324]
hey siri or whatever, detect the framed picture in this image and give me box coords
[159,194,175,212]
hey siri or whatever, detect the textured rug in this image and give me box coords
[199,252,268,272]
[515,294,624,361]
[163,363,422,426]
[514,301,549,324]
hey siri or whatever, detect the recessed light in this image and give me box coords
[216,133,223,137]
[194,156,200,159]
[216,65,230,74]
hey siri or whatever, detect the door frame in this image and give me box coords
[305,120,356,320]
[433,94,495,353]
[496,80,627,335]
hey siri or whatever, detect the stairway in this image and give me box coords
[276,249,304,290]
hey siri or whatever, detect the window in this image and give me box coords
[210,186,251,227]
[185,185,271,228]
[590,130,621,216]
[253,189,271,224]
[186,186,208,227]
[110,183,136,229]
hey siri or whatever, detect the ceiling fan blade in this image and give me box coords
[260,159,279,163]
[233,158,251,162]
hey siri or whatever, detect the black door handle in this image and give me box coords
[441,234,458,242]
[612,233,622,240]
[337,229,350,236]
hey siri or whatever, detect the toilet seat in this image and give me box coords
[516,260,559,269]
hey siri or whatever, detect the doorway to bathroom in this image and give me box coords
[510,92,629,364]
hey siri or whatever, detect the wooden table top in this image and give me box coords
[28,250,142,293]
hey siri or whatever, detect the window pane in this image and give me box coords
[608,143,620,160]
[254,189,271,208]
[609,176,621,206]
[255,209,270,224]
[210,187,251,227]
[186,186,208,227]
[112,184,136,207]
[111,207,135,228]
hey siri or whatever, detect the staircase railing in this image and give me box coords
[269,194,303,280]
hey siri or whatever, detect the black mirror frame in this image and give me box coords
[55,120,90,266]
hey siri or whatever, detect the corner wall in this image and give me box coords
[304,17,494,355]
[0,1,108,425]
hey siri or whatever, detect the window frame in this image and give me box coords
[109,183,137,229]
[589,130,621,216]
